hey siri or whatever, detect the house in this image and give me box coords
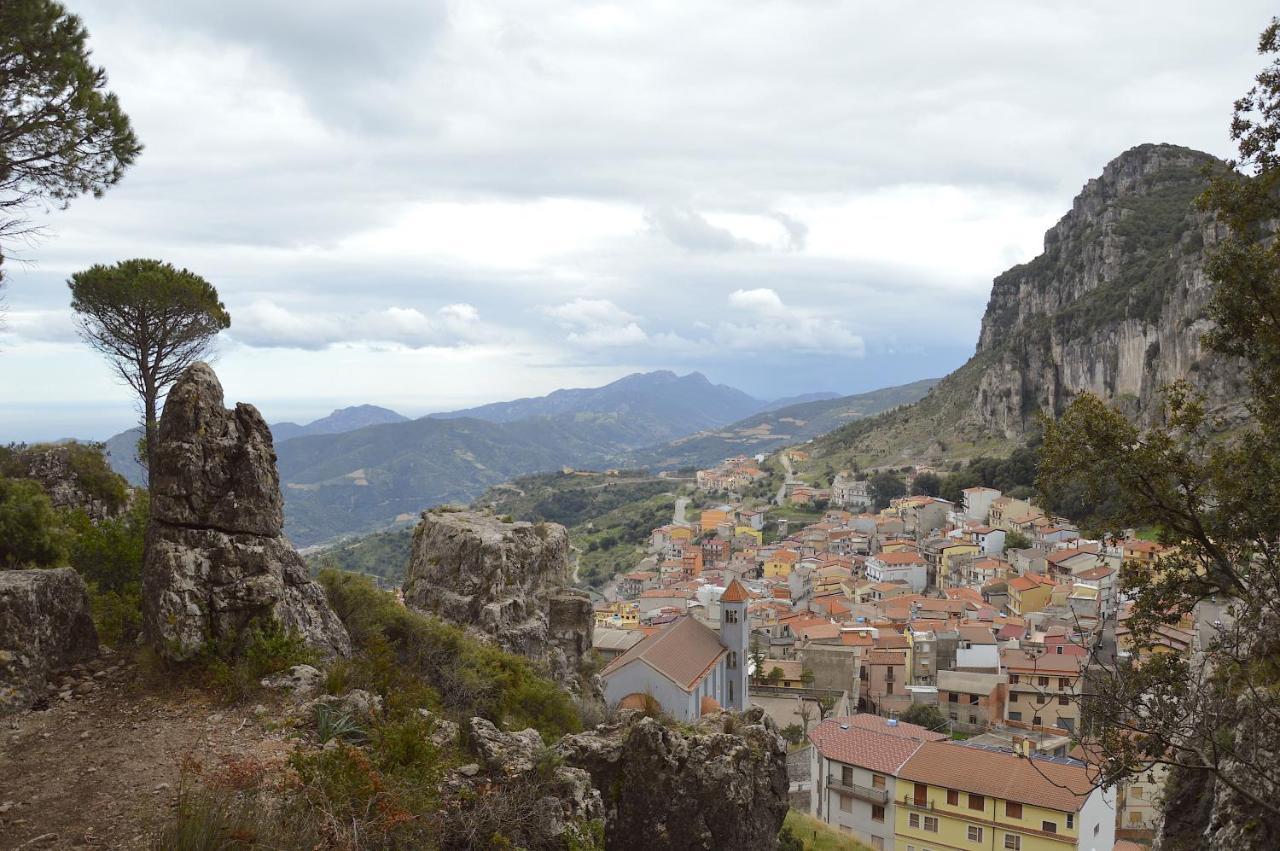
[601,579,751,720]
[896,740,1115,851]
[961,486,1001,522]
[939,541,981,587]
[1008,574,1057,616]
[863,648,910,717]
[832,473,873,510]
[618,570,659,598]
[937,670,1008,733]
[865,551,928,593]
[764,548,801,578]
[592,627,646,662]
[737,507,767,531]
[1117,762,1169,841]
[1001,648,1086,732]
[808,714,948,849]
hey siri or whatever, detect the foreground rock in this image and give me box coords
[142,363,350,661]
[402,510,593,691]
[0,568,98,713]
[557,707,789,850]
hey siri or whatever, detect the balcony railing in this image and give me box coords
[827,776,889,804]
[900,794,936,812]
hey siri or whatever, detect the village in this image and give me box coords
[589,450,1200,851]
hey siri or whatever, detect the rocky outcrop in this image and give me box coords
[402,510,592,691]
[0,568,98,713]
[6,443,128,521]
[971,143,1244,437]
[142,363,350,662]
[808,143,1250,466]
[557,707,789,851]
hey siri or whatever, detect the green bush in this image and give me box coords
[319,569,581,739]
[0,476,66,567]
[151,782,321,851]
[201,620,318,703]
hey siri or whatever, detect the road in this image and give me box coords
[1194,597,1234,653]
[673,496,690,524]
[776,453,801,505]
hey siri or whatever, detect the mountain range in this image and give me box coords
[270,372,932,545]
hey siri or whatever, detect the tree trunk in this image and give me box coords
[143,376,158,492]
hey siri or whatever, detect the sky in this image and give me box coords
[0,0,1273,441]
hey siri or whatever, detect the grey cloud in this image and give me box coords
[645,206,755,252]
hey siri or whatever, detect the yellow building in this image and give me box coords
[700,508,732,533]
[734,525,763,546]
[1008,574,1056,616]
[895,740,1114,851]
[940,542,980,587]
[764,548,800,578]
[668,526,694,545]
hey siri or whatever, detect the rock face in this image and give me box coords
[402,510,592,691]
[808,143,1249,465]
[9,444,128,521]
[556,707,789,851]
[142,363,350,661]
[0,568,98,713]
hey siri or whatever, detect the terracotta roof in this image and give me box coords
[1047,547,1099,565]
[808,714,948,774]
[873,551,926,565]
[1000,648,1085,674]
[898,741,1097,813]
[720,578,750,603]
[1009,574,1055,592]
[600,616,726,691]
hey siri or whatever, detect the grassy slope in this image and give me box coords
[784,810,874,851]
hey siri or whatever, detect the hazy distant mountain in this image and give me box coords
[624,377,940,471]
[103,427,147,487]
[431,370,766,431]
[272,405,408,443]
[277,371,772,545]
[759,391,842,412]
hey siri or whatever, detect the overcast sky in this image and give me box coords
[0,1,1272,441]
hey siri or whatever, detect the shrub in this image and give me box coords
[200,620,318,703]
[0,476,66,567]
[318,569,581,739]
[313,703,369,746]
[151,780,320,851]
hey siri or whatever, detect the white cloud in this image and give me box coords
[544,298,649,347]
[728,288,787,316]
[230,300,497,350]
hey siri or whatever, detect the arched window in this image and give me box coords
[725,608,739,624]
[727,651,738,669]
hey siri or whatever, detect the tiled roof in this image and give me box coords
[720,578,751,603]
[898,740,1096,813]
[808,714,947,774]
[1000,648,1085,674]
[600,616,726,690]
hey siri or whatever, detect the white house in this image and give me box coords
[962,486,1001,523]
[864,552,928,594]
[600,579,751,720]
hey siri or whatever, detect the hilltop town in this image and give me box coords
[589,448,1202,850]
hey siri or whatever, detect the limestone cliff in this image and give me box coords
[402,509,593,693]
[809,143,1248,466]
[142,363,350,661]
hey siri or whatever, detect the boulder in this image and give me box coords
[556,706,789,850]
[402,510,592,692]
[0,568,99,713]
[260,664,324,700]
[142,363,350,661]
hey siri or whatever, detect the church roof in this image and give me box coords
[720,578,750,603]
[600,616,727,692]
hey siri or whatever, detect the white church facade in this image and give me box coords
[600,579,751,720]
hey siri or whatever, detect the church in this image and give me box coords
[599,578,751,720]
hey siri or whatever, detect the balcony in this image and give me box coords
[827,776,889,804]
[900,794,936,812]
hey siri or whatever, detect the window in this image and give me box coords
[1033,716,1042,725]
[1038,676,1050,687]
[1058,695,1069,706]
[872,804,885,822]
[1129,811,1144,825]
[1009,711,1022,721]
[969,694,979,705]
[1058,677,1070,689]
[1094,823,1100,835]
[949,693,959,703]
[728,680,734,702]
[923,816,939,833]
[967,826,983,842]
[725,609,738,623]
[872,774,886,789]
[968,793,985,811]
[886,682,894,694]
[969,715,977,725]
[909,813,920,829]
[914,783,928,806]
[1009,693,1018,702]
[842,766,854,786]
[871,838,884,851]
[1042,821,1057,834]
[1131,786,1144,799]
[947,789,959,805]
[727,651,738,670]
[1009,674,1019,684]
[1004,835,1021,850]
[1066,814,1074,830]
[839,794,852,813]
[1005,801,1022,819]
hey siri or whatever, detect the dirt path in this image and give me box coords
[0,654,293,850]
